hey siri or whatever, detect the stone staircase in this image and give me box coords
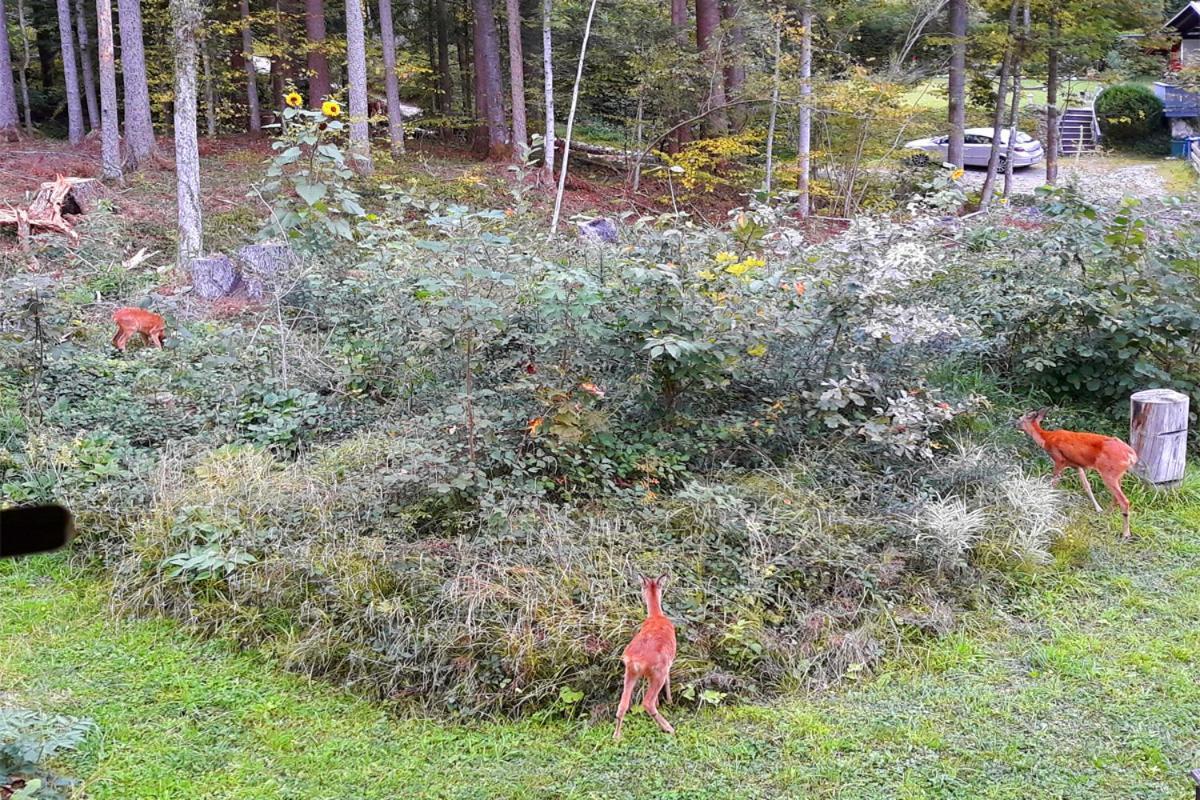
[1058,107,1098,154]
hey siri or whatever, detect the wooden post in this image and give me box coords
[1130,389,1189,486]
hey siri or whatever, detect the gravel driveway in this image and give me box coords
[956,158,1168,205]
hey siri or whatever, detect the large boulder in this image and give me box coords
[578,218,618,244]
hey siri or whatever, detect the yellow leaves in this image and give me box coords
[714,251,738,265]
[747,343,767,357]
[724,256,765,277]
[528,417,544,436]
[697,269,717,281]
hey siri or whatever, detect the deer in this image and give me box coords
[613,574,676,741]
[1016,408,1138,539]
[112,307,166,352]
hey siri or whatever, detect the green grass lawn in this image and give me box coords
[3,471,1200,799]
[901,78,1107,110]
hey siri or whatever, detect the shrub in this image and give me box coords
[1095,84,1164,145]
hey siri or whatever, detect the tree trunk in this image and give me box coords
[458,7,473,114]
[0,0,20,130]
[669,0,688,152]
[378,0,406,155]
[95,0,121,180]
[344,0,373,173]
[55,0,86,143]
[946,0,966,168]
[670,0,685,39]
[118,0,157,167]
[270,0,285,113]
[304,0,331,106]
[202,37,217,137]
[1002,1,1028,200]
[797,3,812,216]
[548,0,597,233]
[471,0,507,157]
[979,0,1020,210]
[75,0,98,130]
[505,0,527,159]
[240,0,262,133]
[436,0,453,113]
[170,0,204,268]
[15,0,32,130]
[695,0,725,135]
[541,0,553,179]
[762,18,781,197]
[1045,16,1059,185]
[720,0,744,129]
[37,35,55,90]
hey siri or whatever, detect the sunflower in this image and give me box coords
[950,168,965,181]
[321,100,342,118]
[285,91,303,108]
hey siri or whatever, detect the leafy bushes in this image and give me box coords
[1095,84,1164,146]
[5,171,1200,717]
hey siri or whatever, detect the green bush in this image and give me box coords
[1095,84,1164,145]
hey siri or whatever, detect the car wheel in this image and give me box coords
[994,156,1008,174]
[906,152,931,167]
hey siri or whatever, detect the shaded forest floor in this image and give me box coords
[2,470,1199,799]
[0,133,749,264]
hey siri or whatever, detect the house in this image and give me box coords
[1157,1,1200,136]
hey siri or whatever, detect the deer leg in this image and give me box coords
[613,667,638,741]
[1100,471,1132,540]
[1077,467,1103,513]
[1050,459,1067,487]
[642,671,674,735]
[113,330,128,351]
[665,671,672,705]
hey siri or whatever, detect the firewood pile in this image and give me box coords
[0,176,105,250]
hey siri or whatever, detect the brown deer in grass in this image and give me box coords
[112,307,166,352]
[613,574,676,741]
[1017,408,1138,539]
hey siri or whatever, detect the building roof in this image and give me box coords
[1166,1,1200,33]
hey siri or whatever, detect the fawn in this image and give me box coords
[1017,409,1138,539]
[112,307,166,352]
[613,574,676,741]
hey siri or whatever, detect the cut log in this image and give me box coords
[190,254,240,299]
[0,205,79,248]
[1130,388,1189,486]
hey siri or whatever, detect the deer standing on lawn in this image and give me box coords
[112,307,166,352]
[613,574,676,741]
[1017,408,1137,539]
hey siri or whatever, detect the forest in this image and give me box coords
[2,0,1200,797]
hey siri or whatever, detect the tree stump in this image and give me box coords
[190,255,240,300]
[1130,389,1189,487]
[29,176,106,216]
[234,240,293,300]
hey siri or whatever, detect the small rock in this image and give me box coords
[578,218,618,244]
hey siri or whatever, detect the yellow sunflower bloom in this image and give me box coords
[321,100,342,118]
[950,168,964,180]
[714,251,738,265]
[285,91,303,108]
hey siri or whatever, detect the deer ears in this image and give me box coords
[1034,407,1048,421]
[639,573,669,588]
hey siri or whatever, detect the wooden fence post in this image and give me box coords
[1129,389,1189,487]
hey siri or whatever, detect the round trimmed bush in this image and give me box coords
[1095,84,1164,145]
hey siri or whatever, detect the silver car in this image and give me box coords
[904,127,1044,169]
